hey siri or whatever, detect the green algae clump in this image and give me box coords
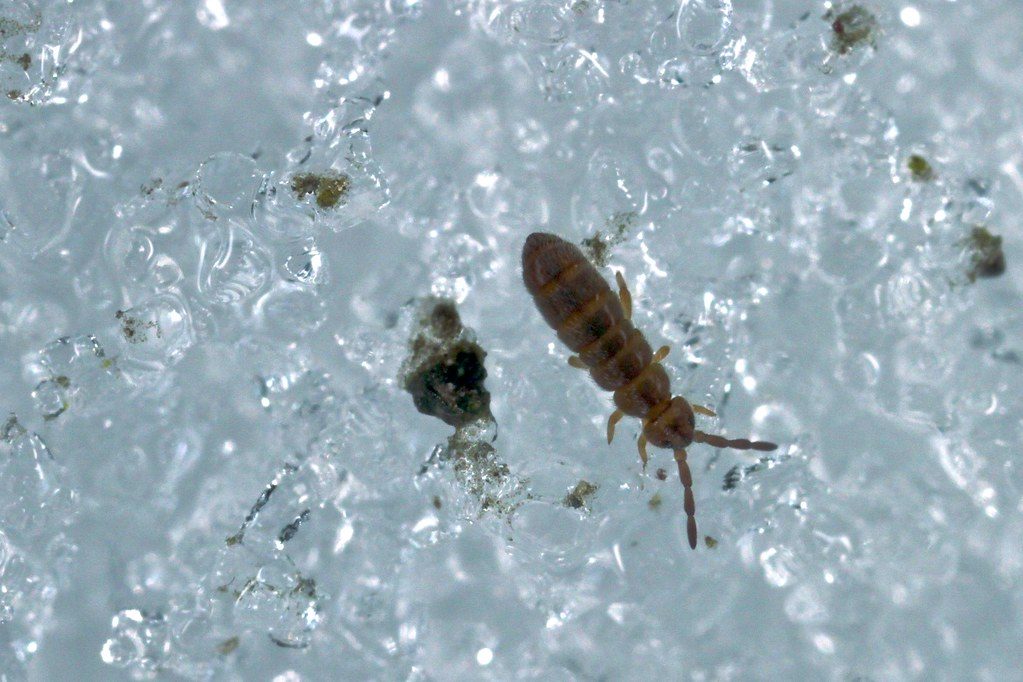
[290,171,352,209]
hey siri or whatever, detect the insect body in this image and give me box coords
[522,232,777,549]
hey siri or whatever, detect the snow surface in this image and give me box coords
[0,0,1021,679]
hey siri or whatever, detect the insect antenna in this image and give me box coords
[693,431,777,452]
[674,448,698,550]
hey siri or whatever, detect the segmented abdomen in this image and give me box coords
[522,232,669,417]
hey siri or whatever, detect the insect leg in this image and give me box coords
[615,271,632,320]
[606,409,625,444]
[567,355,587,369]
[652,345,670,362]
[674,448,698,550]
[637,433,648,470]
[692,404,716,417]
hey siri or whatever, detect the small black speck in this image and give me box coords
[723,465,742,491]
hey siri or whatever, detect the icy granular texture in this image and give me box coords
[0,0,1021,679]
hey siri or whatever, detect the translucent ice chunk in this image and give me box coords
[100,609,171,673]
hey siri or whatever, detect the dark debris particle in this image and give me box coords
[7,90,22,101]
[563,480,599,510]
[450,433,508,487]
[446,425,528,520]
[826,5,878,55]
[963,226,1006,282]
[277,509,311,544]
[907,154,934,182]
[655,468,667,481]
[141,178,164,196]
[432,495,442,510]
[1,414,26,442]
[290,173,319,199]
[405,342,491,427]
[723,465,742,491]
[226,464,296,547]
[428,300,462,339]
[0,15,40,39]
[969,327,1004,349]
[648,492,663,510]
[403,300,492,428]
[723,453,792,490]
[580,234,609,267]
[116,309,161,344]
[291,575,317,599]
[581,211,637,267]
[216,636,240,656]
[16,53,30,71]
[269,634,310,650]
[966,178,989,197]
[704,535,718,549]
[290,171,352,209]
[992,349,1021,365]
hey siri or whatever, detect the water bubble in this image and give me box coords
[759,545,799,587]
[224,555,323,650]
[539,44,612,103]
[197,223,273,305]
[676,0,734,55]
[785,584,828,624]
[117,292,195,370]
[0,0,98,104]
[34,334,115,387]
[252,175,317,240]
[281,240,326,285]
[507,500,590,572]
[572,147,649,232]
[502,3,568,46]
[194,152,262,220]
[105,225,156,285]
[512,118,550,155]
[32,376,69,421]
[282,98,390,231]
[100,609,172,673]
[0,148,82,255]
[730,138,800,192]
[0,427,73,540]
[0,203,14,242]
[0,534,58,666]
[259,287,327,337]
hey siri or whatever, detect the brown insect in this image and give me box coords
[522,232,777,549]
